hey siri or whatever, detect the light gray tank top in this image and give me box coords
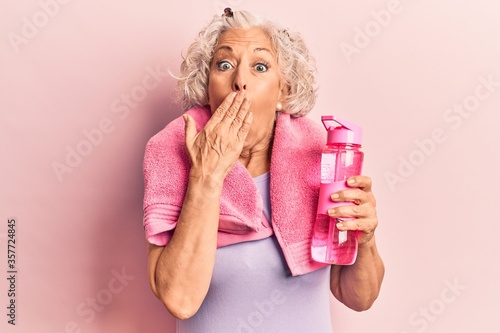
[177,172,333,333]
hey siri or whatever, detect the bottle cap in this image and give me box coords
[321,115,362,145]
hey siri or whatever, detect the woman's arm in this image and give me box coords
[329,176,385,311]
[148,91,252,319]
[148,176,223,319]
[330,237,385,311]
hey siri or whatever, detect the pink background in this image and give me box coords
[2,0,499,332]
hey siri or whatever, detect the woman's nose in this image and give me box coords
[232,67,247,91]
[233,82,246,91]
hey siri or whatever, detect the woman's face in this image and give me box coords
[208,27,284,137]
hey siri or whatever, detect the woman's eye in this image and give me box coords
[217,61,233,71]
[255,63,268,72]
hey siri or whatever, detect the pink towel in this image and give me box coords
[143,105,328,275]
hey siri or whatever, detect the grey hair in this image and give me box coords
[176,10,317,117]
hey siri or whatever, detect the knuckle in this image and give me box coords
[344,189,362,204]
[214,105,227,116]
[232,114,244,126]
[338,190,350,201]
[225,106,239,118]
[337,205,353,217]
[356,219,364,229]
[354,191,363,204]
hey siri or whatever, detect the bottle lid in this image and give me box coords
[321,115,362,145]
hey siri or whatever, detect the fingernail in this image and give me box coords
[336,222,344,229]
[347,178,355,184]
[331,193,339,200]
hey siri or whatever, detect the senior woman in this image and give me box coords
[143,8,384,333]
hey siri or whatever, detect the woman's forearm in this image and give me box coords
[330,237,385,311]
[149,175,223,319]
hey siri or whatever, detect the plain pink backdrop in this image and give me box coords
[1,1,499,332]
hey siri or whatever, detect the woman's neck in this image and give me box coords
[239,115,276,177]
[239,136,273,177]
[239,153,270,177]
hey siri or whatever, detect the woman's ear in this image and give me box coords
[277,82,289,110]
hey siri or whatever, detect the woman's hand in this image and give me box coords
[327,175,378,246]
[328,175,384,311]
[183,91,253,182]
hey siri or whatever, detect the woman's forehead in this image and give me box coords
[215,27,275,53]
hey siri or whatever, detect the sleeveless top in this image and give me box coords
[177,173,333,333]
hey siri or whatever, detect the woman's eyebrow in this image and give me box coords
[214,45,233,53]
[254,47,272,55]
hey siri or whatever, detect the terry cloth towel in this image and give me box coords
[143,105,329,276]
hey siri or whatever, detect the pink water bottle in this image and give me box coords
[311,115,364,265]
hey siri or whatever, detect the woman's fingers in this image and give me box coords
[346,175,372,192]
[210,91,238,122]
[327,175,378,244]
[330,176,376,207]
[328,202,373,219]
[231,96,252,137]
[236,108,253,141]
[209,91,247,127]
[222,91,247,124]
[335,217,377,233]
[183,114,196,148]
[331,189,366,205]
[182,91,253,179]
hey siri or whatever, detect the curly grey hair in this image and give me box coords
[176,10,317,117]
